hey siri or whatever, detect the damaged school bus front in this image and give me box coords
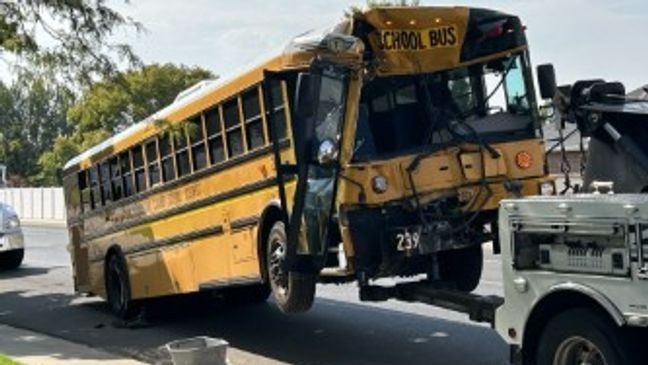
[331,7,550,291]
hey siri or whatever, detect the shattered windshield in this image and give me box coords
[353,53,537,161]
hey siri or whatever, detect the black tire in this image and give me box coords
[536,308,635,365]
[436,244,483,292]
[224,283,271,305]
[0,249,24,270]
[105,253,141,319]
[266,221,316,313]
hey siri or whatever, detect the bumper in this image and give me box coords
[345,200,494,278]
[0,230,24,252]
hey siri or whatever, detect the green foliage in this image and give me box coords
[0,75,74,186]
[346,0,421,18]
[69,63,214,136]
[39,63,214,185]
[0,63,213,186]
[0,0,142,85]
[0,354,21,365]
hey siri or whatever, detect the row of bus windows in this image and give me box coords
[76,81,289,213]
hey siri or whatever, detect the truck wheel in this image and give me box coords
[105,253,140,319]
[536,308,634,365]
[0,249,24,270]
[266,221,316,313]
[437,244,483,292]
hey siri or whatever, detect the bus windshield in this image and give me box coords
[353,53,537,161]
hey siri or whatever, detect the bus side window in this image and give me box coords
[223,98,244,158]
[160,133,175,182]
[145,139,161,187]
[175,124,191,177]
[110,156,123,201]
[89,165,100,209]
[264,80,288,142]
[120,151,134,198]
[99,161,112,205]
[131,145,146,193]
[77,170,90,213]
[205,107,225,165]
[243,86,265,150]
[188,116,207,171]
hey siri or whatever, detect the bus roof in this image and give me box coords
[63,54,282,172]
[63,21,357,173]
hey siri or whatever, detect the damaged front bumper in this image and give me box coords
[344,197,493,279]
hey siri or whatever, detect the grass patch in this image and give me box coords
[0,354,20,365]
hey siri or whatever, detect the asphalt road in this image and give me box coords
[0,225,508,365]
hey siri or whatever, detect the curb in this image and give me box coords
[20,220,66,228]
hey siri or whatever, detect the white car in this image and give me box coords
[0,203,24,270]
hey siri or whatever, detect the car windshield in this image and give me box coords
[353,53,538,161]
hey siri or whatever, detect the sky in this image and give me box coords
[105,0,648,91]
[2,1,647,91]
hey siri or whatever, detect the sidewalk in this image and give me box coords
[20,220,66,228]
[0,325,146,365]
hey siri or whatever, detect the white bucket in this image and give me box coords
[166,336,229,365]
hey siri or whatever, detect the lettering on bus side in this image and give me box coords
[378,25,458,52]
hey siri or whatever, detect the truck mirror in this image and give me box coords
[537,64,557,99]
[294,72,319,119]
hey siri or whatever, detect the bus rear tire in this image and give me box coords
[0,249,24,270]
[266,221,315,314]
[105,252,141,319]
[436,244,483,292]
[536,308,634,365]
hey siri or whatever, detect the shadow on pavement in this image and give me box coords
[0,286,508,365]
[0,266,51,279]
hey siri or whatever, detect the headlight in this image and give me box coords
[317,139,339,165]
[371,175,389,194]
[538,181,556,196]
[5,216,20,230]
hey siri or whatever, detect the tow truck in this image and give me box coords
[358,67,648,364]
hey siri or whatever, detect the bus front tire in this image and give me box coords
[536,308,634,365]
[436,244,483,292]
[266,221,316,314]
[105,253,141,319]
[0,249,24,270]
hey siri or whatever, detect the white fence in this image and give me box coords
[0,188,66,224]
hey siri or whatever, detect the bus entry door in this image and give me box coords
[266,62,351,273]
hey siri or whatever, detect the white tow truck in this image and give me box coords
[495,194,648,365]
[361,194,648,365]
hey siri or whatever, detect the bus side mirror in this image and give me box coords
[537,64,557,99]
[294,72,319,119]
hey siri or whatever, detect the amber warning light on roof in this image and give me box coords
[378,25,458,52]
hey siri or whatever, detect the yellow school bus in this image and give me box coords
[63,6,551,318]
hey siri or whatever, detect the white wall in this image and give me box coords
[0,188,66,224]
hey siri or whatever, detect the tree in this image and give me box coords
[0,76,74,186]
[68,63,214,136]
[0,0,141,85]
[38,63,215,185]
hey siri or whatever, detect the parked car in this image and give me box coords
[0,203,24,270]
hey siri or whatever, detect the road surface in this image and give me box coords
[0,225,508,365]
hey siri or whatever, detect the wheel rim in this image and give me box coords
[268,235,288,297]
[554,336,607,365]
